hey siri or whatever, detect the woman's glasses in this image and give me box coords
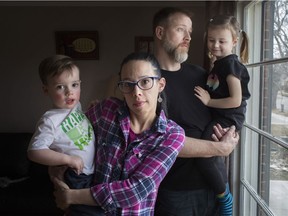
[118,76,160,94]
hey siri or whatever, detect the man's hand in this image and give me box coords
[212,124,239,156]
[211,123,230,141]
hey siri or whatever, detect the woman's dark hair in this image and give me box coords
[119,52,168,116]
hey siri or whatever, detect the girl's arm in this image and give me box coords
[194,74,242,108]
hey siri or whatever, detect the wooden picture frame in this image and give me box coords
[55,31,99,60]
[134,36,154,54]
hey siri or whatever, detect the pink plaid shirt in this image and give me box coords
[85,97,185,215]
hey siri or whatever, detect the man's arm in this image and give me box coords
[178,125,239,158]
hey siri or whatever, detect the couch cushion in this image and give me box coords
[0,133,32,179]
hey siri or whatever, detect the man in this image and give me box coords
[153,7,236,215]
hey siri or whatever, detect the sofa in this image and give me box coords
[0,133,63,216]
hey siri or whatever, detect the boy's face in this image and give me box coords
[43,66,81,109]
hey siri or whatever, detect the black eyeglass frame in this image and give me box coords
[117,76,160,94]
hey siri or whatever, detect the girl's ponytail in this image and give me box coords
[240,30,249,63]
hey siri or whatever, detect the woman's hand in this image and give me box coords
[48,165,67,181]
[87,99,100,110]
[52,177,71,210]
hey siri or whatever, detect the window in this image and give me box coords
[236,1,288,216]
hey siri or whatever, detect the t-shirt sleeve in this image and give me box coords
[27,116,55,151]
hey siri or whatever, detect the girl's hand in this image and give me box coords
[194,86,211,106]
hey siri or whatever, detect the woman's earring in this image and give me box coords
[158,95,163,103]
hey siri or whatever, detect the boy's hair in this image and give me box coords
[39,55,78,85]
[205,15,249,63]
[152,7,192,35]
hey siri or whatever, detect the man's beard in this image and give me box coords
[162,39,188,63]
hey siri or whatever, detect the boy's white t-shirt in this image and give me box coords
[28,103,95,175]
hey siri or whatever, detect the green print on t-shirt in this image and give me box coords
[61,109,93,150]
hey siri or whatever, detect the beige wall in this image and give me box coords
[0,1,206,132]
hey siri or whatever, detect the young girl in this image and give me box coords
[194,15,250,216]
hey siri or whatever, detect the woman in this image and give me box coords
[51,52,185,215]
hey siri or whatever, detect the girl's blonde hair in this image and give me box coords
[205,15,249,63]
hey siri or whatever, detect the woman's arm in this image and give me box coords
[52,126,185,212]
[52,177,97,210]
[178,125,239,158]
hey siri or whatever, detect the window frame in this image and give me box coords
[235,1,288,216]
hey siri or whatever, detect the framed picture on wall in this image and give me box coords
[135,36,154,54]
[55,31,99,60]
